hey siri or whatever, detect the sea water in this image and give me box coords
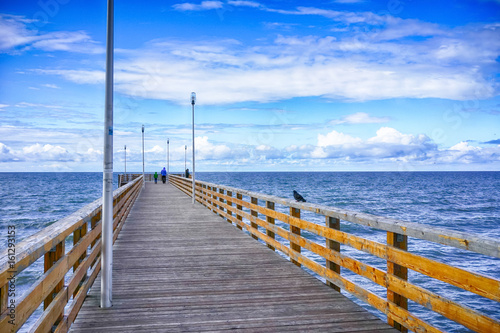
[1,171,499,332]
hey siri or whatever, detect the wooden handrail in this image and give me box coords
[169,175,500,333]
[0,176,143,333]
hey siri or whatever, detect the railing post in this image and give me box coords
[206,186,212,210]
[326,216,341,292]
[290,207,301,267]
[266,201,275,251]
[218,188,225,217]
[250,197,259,240]
[90,211,101,269]
[212,187,218,212]
[44,242,65,323]
[202,184,207,204]
[212,186,218,212]
[0,283,7,315]
[387,232,408,332]
[236,193,243,230]
[73,222,88,297]
[226,191,233,224]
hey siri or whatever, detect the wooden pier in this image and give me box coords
[69,183,397,332]
[1,174,499,332]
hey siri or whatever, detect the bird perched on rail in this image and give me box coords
[293,190,306,202]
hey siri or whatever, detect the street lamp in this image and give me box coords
[142,124,145,188]
[167,138,169,176]
[191,92,196,204]
[101,0,114,309]
[124,145,126,176]
[184,145,187,173]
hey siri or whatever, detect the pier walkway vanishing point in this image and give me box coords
[70,182,398,332]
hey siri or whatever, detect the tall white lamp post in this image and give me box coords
[101,0,114,309]
[167,138,169,176]
[142,124,145,188]
[124,145,126,176]
[191,92,196,204]
[184,145,187,173]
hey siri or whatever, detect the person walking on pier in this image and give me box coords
[154,171,158,184]
[161,167,167,184]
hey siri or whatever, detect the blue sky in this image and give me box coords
[0,0,499,172]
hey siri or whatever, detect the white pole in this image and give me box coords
[101,0,114,309]
[124,145,126,175]
[191,92,196,204]
[167,139,169,176]
[184,145,186,172]
[142,125,145,187]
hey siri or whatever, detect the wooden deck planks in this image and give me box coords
[69,183,398,332]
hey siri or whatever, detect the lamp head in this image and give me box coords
[142,125,144,133]
[191,92,196,105]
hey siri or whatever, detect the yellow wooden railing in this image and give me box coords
[169,175,500,333]
[0,176,143,333]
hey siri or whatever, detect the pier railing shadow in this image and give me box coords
[170,174,499,333]
[0,176,143,333]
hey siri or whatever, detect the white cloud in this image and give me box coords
[37,69,105,85]
[434,141,498,164]
[15,102,64,109]
[0,143,19,162]
[330,112,390,125]
[317,130,362,147]
[290,127,436,161]
[146,145,164,154]
[22,143,71,161]
[0,14,103,54]
[40,19,498,104]
[281,127,500,167]
[228,1,262,8]
[22,3,498,105]
[195,136,233,160]
[42,83,60,89]
[368,127,428,145]
[172,1,224,11]
[254,144,283,159]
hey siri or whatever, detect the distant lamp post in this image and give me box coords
[167,138,170,176]
[191,92,196,204]
[142,125,145,188]
[184,145,187,172]
[124,145,127,176]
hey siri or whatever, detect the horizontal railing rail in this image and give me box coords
[170,175,500,333]
[0,176,143,333]
[119,173,174,186]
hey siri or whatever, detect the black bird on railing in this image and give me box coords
[293,190,306,202]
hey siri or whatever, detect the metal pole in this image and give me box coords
[191,92,196,204]
[101,0,114,309]
[124,145,126,175]
[167,139,169,176]
[184,145,187,172]
[142,125,145,187]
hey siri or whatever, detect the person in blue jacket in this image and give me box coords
[161,167,167,184]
